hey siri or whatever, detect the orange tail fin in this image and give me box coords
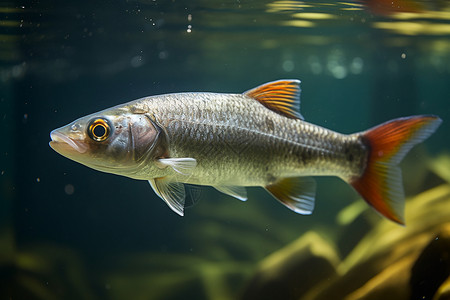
[351,115,442,225]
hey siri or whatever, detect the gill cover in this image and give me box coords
[128,114,168,162]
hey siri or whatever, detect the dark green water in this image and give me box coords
[1,1,450,299]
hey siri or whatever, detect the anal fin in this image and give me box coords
[265,177,316,214]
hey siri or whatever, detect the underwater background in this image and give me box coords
[1,0,450,299]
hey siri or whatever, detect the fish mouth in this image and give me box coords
[49,130,88,154]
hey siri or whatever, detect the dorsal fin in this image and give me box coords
[244,79,303,120]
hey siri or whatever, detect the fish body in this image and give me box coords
[50,80,442,224]
[126,91,363,184]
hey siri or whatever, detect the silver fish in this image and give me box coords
[49,80,442,224]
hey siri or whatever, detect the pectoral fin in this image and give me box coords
[149,177,186,216]
[213,185,248,201]
[156,157,197,175]
[265,177,316,214]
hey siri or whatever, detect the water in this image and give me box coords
[1,1,450,299]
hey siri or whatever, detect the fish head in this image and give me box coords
[49,107,165,175]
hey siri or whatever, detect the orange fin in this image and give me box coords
[265,176,316,214]
[244,79,303,120]
[351,115,442,225]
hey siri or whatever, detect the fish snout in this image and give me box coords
[50,129,88,154]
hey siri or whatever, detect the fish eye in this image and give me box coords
[87,118,111,142]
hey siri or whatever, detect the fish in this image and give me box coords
[49,80,442,224]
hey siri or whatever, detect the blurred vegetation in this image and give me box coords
[2,152,449,299]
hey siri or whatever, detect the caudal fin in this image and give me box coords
[351,115,442,225]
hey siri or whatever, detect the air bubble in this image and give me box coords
[130,55,143,68]
[64,184,75,195]
[282,60,294,72]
